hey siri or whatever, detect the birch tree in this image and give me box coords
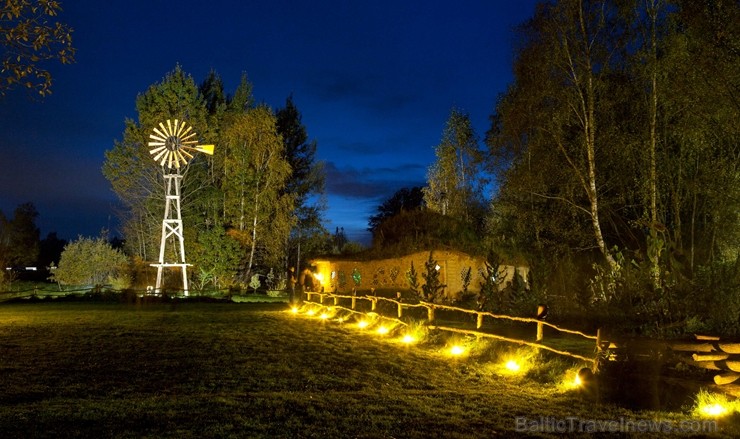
[222,105,294,279]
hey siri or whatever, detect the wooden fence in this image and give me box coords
[303,290,599,364]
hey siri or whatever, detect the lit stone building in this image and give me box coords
[309,250,527,302]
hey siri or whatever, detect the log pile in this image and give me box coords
[670,334,740,386]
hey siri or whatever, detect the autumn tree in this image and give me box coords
[0,0,75,96]
[423,108,486,225]
[222,105,294,279]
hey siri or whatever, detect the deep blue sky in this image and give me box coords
[0,0,538,244]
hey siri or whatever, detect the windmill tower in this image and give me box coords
[148,119,214,295]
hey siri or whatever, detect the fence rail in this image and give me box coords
[304,290,598,365]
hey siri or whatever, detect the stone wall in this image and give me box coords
[310,250,527,302]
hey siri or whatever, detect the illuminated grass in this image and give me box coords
[0,302,734,438]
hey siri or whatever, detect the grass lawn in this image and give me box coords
[0,302,736,438]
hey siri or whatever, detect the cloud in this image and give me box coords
[324,161,426,201]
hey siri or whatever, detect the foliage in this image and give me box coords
[276,96,326,271]
[423,108,486,226]
[223,104,295,277]
[189,225,240,289]
[368,186,424,234]
[370,209,483,258]
[486,0,740,324]
[0,202,40,267]
[420,252,446,303]
[249,274,261,293]
[0,0,75,96]
[459,267,472,295]
[51,236,128,288]
[405,261,419,296]
[477,249,507,312]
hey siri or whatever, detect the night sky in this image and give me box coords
[0,0,538,244]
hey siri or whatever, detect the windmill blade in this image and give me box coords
[159,152,169,167]
[148,141,166,147]
[180,124,193,137]
[158,122,169,137]
[173,119,180,137]
[175,150,189,167]
[149,146,166,155]
[168,151,176,169]
[181,139,199,145]
[149,133,167,143]
[179,148,194,160]
[166,119,174,136]
[153,148,169,162]
[180,131,197,142]
[152,127,168,140]
[175,119,187,137]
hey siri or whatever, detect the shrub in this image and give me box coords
[50,236,128,289]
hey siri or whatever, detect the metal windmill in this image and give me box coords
[148,119,214,295]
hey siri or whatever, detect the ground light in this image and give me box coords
[306,309,316,316]
[290,306,299,314]
[505,360,521,372]
[692,390,735,419]
[376,325,390,335]
[319,312,330,320]
[357,320,369,329]
[449,345,466,356]
[401,334,416,344]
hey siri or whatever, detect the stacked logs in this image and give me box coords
[671,335,740,387]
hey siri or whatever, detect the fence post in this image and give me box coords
[319,293,324,304]
[427,305,435,324]
[351,289,356,310]
[305,291,312,302]
[333,294,339,306]
[476,313,483,329]
[536,304,548,342]
[371,298,377,311]
[396,292,403,318]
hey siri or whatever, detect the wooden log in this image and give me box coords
[476,313,483,329]
[427,306,435,324]
[724,361,740,373]
[695,334,721,341]
[714,373,740,386]
[397,302,403,319]
[718,343,740,354]
[371,298,377,311]
[693,353,730,362]
[669,343,715,353]
[536,321,544,342]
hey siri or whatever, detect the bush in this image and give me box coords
[51,236,128,289]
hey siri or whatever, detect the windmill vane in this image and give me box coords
[148,119,214,170]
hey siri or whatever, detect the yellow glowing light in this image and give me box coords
[574,373,582,386]
[319,313,329,320]
[314,272,324,283]
[505,360,521,372]
[449,345,465,356]
[402,334,416,344]
[377,326,390,335]
[357,320,369,329]
[306,309,316,316]
[701,403,728,417]
[290,307,299,314]
[337,316,346,323]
